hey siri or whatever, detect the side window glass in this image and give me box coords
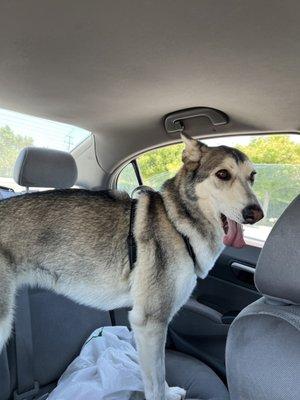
[117,162,139,195]
[234,135,300,243]
[0,108,91,192]
[137,144,183,190]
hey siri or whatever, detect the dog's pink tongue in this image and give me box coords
[223,219,246,248]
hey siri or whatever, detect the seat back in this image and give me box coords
[0,289,112,400]
[226,195,300,400]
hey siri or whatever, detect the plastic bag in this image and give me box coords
[48,326,145,400]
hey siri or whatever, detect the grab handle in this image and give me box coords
[164,107,229,134]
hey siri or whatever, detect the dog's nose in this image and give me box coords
[242,204,264,224]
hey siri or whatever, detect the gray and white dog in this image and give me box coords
[0,134,263,400]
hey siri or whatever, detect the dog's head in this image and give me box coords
[180,133,264,248]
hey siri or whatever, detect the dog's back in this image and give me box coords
[0,189,132,350]
[0,189,131,261]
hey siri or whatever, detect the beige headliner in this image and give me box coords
[1,0,300,172]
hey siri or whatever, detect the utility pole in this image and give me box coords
[64,129,74,151]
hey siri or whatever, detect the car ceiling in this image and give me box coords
[1,0,300,171]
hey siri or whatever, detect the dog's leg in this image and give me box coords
[130,309,186,400]
[130,311,167,400]
[0,255,16,353]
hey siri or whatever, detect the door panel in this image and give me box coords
[169,244,261,380]
[211,245,261,290]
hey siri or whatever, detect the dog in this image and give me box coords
[0,133,263,400]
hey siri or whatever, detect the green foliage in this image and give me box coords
[236,135,300,164]
[0,125,33,177]
[138,135,300,186]
[253,164,300,226]
[237,135,300,226]
[138,143,183,182]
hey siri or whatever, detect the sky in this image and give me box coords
[0,108,91,151]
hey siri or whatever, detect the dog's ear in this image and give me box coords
[181,133,208,170]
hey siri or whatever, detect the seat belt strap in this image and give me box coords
[13,288,39,400]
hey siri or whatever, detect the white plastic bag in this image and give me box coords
[48,326,145,400]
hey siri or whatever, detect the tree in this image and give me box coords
[236,135,300,164]
[236,135,300,224]
[0,125,34,177]
[138,135,300,184]
[138,143,183,181]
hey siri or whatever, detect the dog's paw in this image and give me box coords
[166,386,186,400]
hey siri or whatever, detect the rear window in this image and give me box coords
[0,108,91,192]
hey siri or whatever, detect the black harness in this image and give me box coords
[127,199,138,269]
[127,199,196,270]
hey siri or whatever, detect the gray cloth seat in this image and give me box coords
[226,195,300,400]
[166,351,229,400]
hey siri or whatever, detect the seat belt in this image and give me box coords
[13,288,40,400]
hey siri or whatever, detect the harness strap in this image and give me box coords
[182,234,196,265]
[127,199,138,270]
[127,199,196,270]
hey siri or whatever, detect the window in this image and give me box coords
[138,144,183,189]
[0,108,91,192]
[117,134,300,244]
[117,162,140,195]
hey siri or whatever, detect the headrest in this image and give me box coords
[255,195,300,304]
[14,147,78,188]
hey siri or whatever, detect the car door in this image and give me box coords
[116,133,300,381]
[168,244,261,381]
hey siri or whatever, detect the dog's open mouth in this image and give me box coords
[220,214,246,248]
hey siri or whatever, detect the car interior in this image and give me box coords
[0,1,299,399]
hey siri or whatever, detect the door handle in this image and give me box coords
[231,262,255,274]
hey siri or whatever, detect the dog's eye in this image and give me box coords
[249,171,256,184]
[215,169,231,181]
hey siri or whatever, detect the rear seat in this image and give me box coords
[2,289,112,400]
[0,147,229,400]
